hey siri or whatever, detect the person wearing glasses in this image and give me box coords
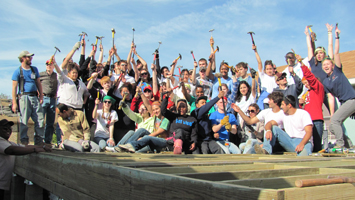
[256,95,313,156]
[238,104,264,154]
[232,91,285,153]
[321,27,355,149]
[92,96,118,151]
[110,60,136,99]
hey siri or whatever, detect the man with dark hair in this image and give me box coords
[256,95,313,156]
[56,103,99,152]
[12,50,45,145]
[282,52,307,98]
[0,119,51,197]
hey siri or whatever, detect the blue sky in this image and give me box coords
[1,0,355,96]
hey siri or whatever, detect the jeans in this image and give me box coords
[94,137,114,151]
[329,99,355,147]
[117,128,152,152]
[42,96,56,144]
[200,140,223,154]
[130,136,167,152]
[312,120,324,152]
[216,140,241,154]
[63,139,100,152]
[263,126,312,156]
[19,95,44,145]
[240,139,260,154]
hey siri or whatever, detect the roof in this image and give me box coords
[276,50,355,79]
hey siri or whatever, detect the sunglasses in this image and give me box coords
[144,90,152,93]
[246,109,256,114]
[104,101,112,104]
[121,64,127,67]
[141,72,148,76]
[286,56,294,59]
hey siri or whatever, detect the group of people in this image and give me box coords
[3,23,355,157]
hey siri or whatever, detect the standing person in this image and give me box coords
[191,58,213,98]
[236,62,257,97]
[322,27,355,149]
[56,103,99,152]
[256,95,313,156]
[297,56,325,152]
[253,45,278,110]
[39,59,58,145]
[92,96,118,151]
[0,119,51,198]
[282,52,307,98]
[12,51,44,145]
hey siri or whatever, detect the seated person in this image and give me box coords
[238,104,264,154]
[93,96,118,151]
[209,97,240,154]
[255,95,313,156]
[56,103,100,152]
[0,119,51,196]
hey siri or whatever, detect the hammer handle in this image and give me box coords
[295,178,344,188]
[191,53,196,61]
[250,35,255,45]
[79,35,83,42]
[213,48,218,54]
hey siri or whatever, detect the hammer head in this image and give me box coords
[78,33,83,36]
[54,46,61,52]
[247,31,255,35]
[307,25,313,28]
[158,41,162,45]
[82,32,88,36]
[216,46,219,52]
[209,29,214,32]
[178,53,182,60]
[95,36,100,39]
[99,36,104,39]
[91,43,95,46]
[215,72,222,78]
[176,65,183,69]
[132,27,135,31]
[111,28,116,33]
[190,50,193,54]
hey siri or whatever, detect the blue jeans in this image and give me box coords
[312,120,324,152]
[94,137,114,151]
[216,140,241,154]
[42,96,56,144]
[130,136,167,152]
[240,139,260,154]
[19,95,44,145]
[55,99,62,145]
[263,126,312,156]
[118,128,151,152]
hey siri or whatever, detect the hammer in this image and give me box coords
[176,65,183,75]
[78,33,83,42]
[48,46,61,65]
[307,25,317,41]
[132,27,135,43]
[335,23,339,39]
[81,32,88,46]
[247,31,255,45]
[118,93,129,110]
[209,29,214,47]
[91,43,96,51]
[214,72,227,116]
[95,36,100,46]
[98,36,104,45]
[170,53,182,66]
[157,41,162,51]
[191,50,196,62]
[213,46,219,54]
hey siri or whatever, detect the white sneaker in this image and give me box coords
[105,146,116,152]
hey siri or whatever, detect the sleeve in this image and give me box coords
[209,112,218,125]
[188,96,196,106]
[301,65,323,94]
[0,138,12,154]
[89,60,96,76]
[229,113,238,126]
[79,54,85,67]
[156,53,162,80]
[122,105,143,124]
[81,112,91,141]
[161,96,178,121]
[34,67,40,78]
[256,110,266,123]
[301,110,313,127]
[11,68,20,81]
[80,57,91,72]
[103,63,110,76]
[228,79,239,103]
[190,119,198,143]
[292,74,303,96]
[110,110,119,123]
[82,83,90,97]
[130,96,141,112]
[57,71,65,84]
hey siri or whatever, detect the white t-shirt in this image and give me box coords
[196,77,213,98]
[174,82,195,99]
[94,109,119,139]
[110,74,135,98]
[282,58,309,98]
[256,108,285,129]
[0,137,19,190]
[236,95,256,124]
[259,70,278,103]
[283,109,312,138]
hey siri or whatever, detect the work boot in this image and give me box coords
[118,144,136,153]
[254,143,268,154]
[173,139,183,154]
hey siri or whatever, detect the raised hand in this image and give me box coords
[95,98,100,105]
[252,44,257,51]
[326,23,334,32]
[304,26,309,36]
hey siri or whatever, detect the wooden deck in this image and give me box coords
[13,150,355,200]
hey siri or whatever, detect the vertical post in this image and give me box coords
[11,175,25,200]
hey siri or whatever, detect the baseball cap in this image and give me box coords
[18,51,34,59]
[0,119,14,126]
[195,96,207,103]
[276,72,287,81]
[199,67,207,72]
[143,85,152,92]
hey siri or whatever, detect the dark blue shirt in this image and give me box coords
[323,65,355,104]
[310,57,327,82]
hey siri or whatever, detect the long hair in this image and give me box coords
[235,81,251,103]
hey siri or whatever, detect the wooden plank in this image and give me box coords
[14,153,281,200]
[283,183,355,200]
[141,164,276,174]
[179,168,320,181]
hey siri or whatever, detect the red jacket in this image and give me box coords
[301,65,324,121]
[130,91,160,112]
